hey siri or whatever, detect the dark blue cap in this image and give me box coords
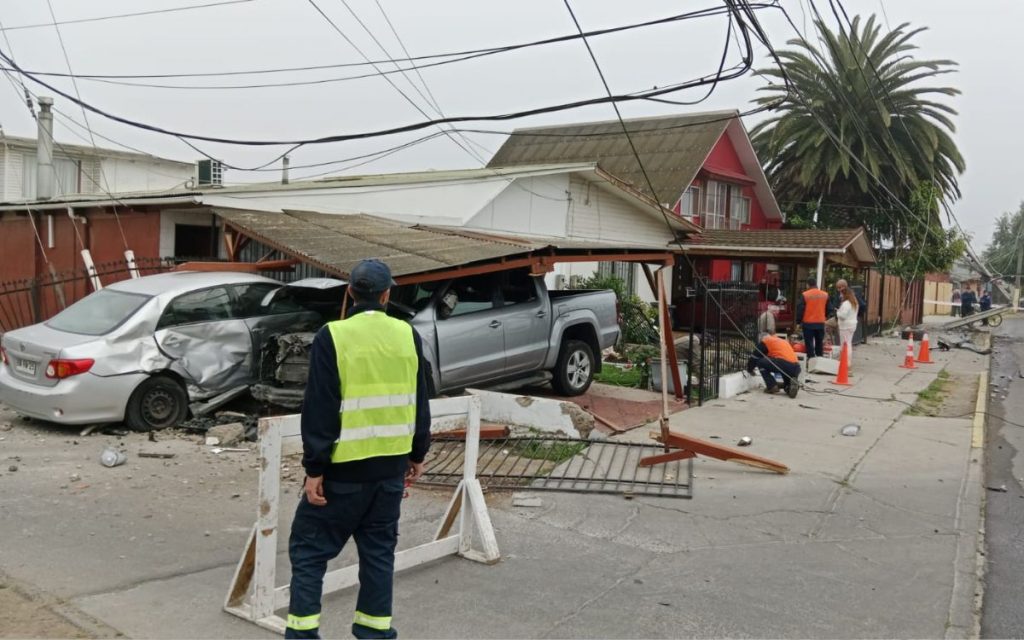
[349,259,396,294]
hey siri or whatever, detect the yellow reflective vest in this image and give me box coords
[326,310,419,463]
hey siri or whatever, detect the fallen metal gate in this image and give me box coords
[422,436,693,499]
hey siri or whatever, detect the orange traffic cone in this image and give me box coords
[916,332,934,364]
[899,333,917,369]
[831,342,852,386]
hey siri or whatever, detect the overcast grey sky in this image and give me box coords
[0,0,1018,253]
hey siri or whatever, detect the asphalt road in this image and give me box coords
[982,315,1024,638]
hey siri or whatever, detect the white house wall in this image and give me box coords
[465,175,570,237]
[566,175,676,245]
[221,179,508,225]
[99,158,194,193]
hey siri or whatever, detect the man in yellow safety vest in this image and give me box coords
[286,259,431,639]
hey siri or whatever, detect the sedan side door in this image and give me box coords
[152,285,254,395]
[433,273,507,389]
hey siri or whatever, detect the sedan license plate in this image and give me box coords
[14,358,37,376]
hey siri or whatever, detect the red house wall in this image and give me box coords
[0,209,161,283]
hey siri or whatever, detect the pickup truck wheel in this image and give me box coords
[125,376,188,432]
[552,340,595,396]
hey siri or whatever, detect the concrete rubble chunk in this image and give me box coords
[207,422,245,448]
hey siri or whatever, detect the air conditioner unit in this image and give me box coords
[197,159,224,187]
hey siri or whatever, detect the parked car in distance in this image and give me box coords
[0,272,341,431]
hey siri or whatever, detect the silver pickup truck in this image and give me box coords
[389,268,620,396]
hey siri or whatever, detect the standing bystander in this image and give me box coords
[286,259,432,640]
[795,277,834,366]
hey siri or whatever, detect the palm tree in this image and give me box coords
[750,15,964,218]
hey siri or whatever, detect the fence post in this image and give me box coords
[28,278,41,324]
[699,282,709,406]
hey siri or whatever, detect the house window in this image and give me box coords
[730,261,743,281]
[730,189,751,225]
[678,185,700,217]
[597,261,637,295]
[20,153,81,199]
[702,180,728,229]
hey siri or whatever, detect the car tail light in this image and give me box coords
[45,358,94,379]
[615,299,623,326]
[0,346,7,366]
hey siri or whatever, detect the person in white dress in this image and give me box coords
[836,288,859,367]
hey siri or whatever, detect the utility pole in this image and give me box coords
[1015,242,1023,310]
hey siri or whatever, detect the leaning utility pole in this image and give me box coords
[1015,241,1023,310]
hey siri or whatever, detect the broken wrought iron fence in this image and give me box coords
[683,281,759,406]
[0,257,171,333]
[420,435,693,499]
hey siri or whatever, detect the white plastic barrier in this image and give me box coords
[223,396,499,634]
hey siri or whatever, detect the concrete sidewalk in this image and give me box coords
[0,336,989,639]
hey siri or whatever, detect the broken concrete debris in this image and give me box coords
[207,422,246,448]
[987,485,1009,493]
[8,464,17,472]
[138,452,176,459]
[737,437,752,447]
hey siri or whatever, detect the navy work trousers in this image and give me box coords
[802,323,825,362]
[286,476,405,640]
[751,357,801,391]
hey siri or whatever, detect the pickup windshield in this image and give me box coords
[46,289,151,336]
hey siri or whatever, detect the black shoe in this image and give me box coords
[786,384,799,399]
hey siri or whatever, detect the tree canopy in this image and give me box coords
[982,203,1024,278]
[749,15,966,278]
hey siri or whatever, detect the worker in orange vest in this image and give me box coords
[795,277,834,365]
[746,331,801,398]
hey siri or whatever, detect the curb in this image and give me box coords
[973,370,988,449]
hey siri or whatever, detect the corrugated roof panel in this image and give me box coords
[489,112,733,205]
[214,208,530,279]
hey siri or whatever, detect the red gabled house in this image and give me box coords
[487,109,785,286]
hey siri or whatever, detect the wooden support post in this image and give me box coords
[656,267,673,450]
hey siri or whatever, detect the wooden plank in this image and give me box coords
[274,536,461,609]
[462,479,500,564]
[639,450,695,467]
[252,418,282,620]
[434,426,509,440]
[435,482,464,541]
[223,526,257,608]
[655,430,789,475]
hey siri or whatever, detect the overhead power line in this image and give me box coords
[0,0,256,32]
[0,5,770,90]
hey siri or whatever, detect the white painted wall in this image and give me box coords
[566,175,676,245]
[99,157,193,193]
[0,144,194,200]
[466,175,570,236]
[222,179,508,226]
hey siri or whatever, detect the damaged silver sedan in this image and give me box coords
[0,272,343,431]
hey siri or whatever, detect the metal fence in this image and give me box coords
[682,281,760,405]
[0,257,172,333]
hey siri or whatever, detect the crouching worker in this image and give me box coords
[747,332,801,398]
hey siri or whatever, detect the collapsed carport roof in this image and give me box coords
[213,207,675,283]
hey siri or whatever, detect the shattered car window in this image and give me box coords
[46,289,152,336]
[157,286,233,329]
[230,282,301,317]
